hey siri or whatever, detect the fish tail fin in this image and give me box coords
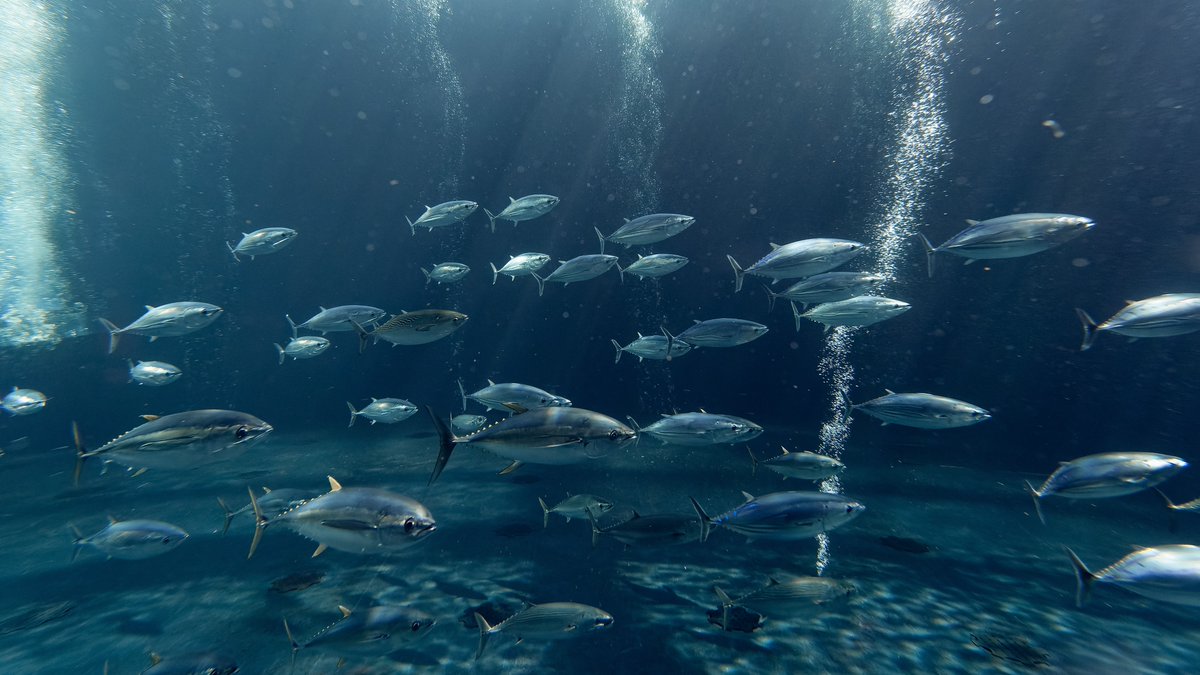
[346,401,358,428]
[1064,547,1096,607]
[1155,489,1181,533]
[349,318,369,354]
[713,586,735,630]
[68,523,85,562]
[611,339,623,364]
[688,496,712,543]
[616,262,624,284]
[594,226,606,255]
[586,507,601,548]
[283,616,301,652]
[1075,308,1099,351]
[285,314,298,339]
[474,612,493,660]
[726,254,745,293]
[763,285,777,312]
[457,378,468,412]
[226,240,241,262]
[489,262,499,285]
[532,272,545,297]
[790,301,803,332]
[661,326,676,355]
[71,421,88,486]
[406,215,415,236]
[1024,480,1045,525]
[484,208,497,233]
[247,486,268,560]
[538,497,551,528]
[217,497,235,535]
[747,446,759,476]
[274,343,285,365]
[426,406,457,485]
[625,415,641,433]
[915,232,936,278]
[421,268,432,285]
[97,318,120,354]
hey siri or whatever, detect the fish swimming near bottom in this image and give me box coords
[1066,545,1200,607]
[70,518,188,561]
[1024,452,1188,524]
[474,602,613,659]
[712,576,854,630]
[284,603,435,663]
[218,487,314,535]
[140,651,239,674]
[346,398,418,427]
[538,494,614,528]
[587,509,702,548]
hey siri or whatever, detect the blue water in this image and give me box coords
[2,0,1200,673]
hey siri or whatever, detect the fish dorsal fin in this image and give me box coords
[659,413,671,418]
[624,218,631,223]
[487,379,496,386]
[884,389,896,395]
[637,254,644,259]
[140,414,160,422]
[107,514,119,524]
[149,653,162,667]
[144,305,156,311]
[319,306,327,311]
[769,242,780,250]
[311,543,328,557]
[630,510,641,519]
[424,204,431,210]
[780,447,790,454]
[503,403,529,414]
[692,320,701,325]
[327,476,343,492]
[636,332,643,338]
[370,397,377,402]
[1059,461,1070,466]
[262,486,273,494]
[767,577,781,586]
[338,605,353,618]
[699,408,708,414]
[1125,299,1137,306]
[741,491,756,502]
[965,219,980,225]
[509,196,516,203]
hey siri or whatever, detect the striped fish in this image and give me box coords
[689,491,865,542]
[713,576,854,629]
[474,602,613,659]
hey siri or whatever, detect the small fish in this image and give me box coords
[2,387,47,415]
[611,333,692,363]
[630,412,763,446]
[459,379,571,414]
[218,487,314,535]
[764,271,885,311]
[140,651,239,675]
[97,302,223,354]
[689,490,865,542]
[268,570,325,594]
[971,632,1050,669]
[533,254,620,296]
[713,576,854,629]
[595,213,695,252]
[70,518,188,561]
[490,252,551,284]
[917,213,1094,277]
[353,310,468,350]
[284,604,435,660]
[347,398,418,427]
[1024,452,1187,524]
[667,319,769,348]
[794,296,910,332]
[848,390,991,429]
[406,200,478,234]
[587,509,701,547]
[127,360,183,386]
[484,194,560,232]
[226,226,298,261]
[538,494,614,527]
[618,253,689,280]
[274,336,331,364]
[474,602,613,659]
[1067,545,1200,607]
[287,306,387,336]
[749,447,844,480]
[422,262,471,285]
[451,414,488,434]
[1076,294,1200,351]
[728,238,867,292]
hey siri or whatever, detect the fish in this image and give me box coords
[712,576,854,629]
[97,302,223,354]
[451,414,489,434]
[422,262,471,285]
[689,490,866,542]
[248,476,436,558]
[459,379,571,414]
[917,213,1094,276]
[587,509,701,547]
[352,310,468,350]
[268,570,324,594]
[70,518,188,561]
[405,199,478,234]
[427,405,637,483]
[727,238,866,292]
[1024,452,1187,524]
[533,254,620,296]
[749,447,845,480]
[667,319,769,349]
[538,494,614,527]
[618,253,690,280]
[490,252,551,284]
[483,194,560,232]
[218,487,315,535]
[273,336,331,364]
[71,409,273,484]
[127,360,183,386]
[287,305,387,336]
[847,390,991,429]
[474,602,613,659]
[594,213,695,252]
[610,333,692,363]
[629,412,763,446]
[226,226,298,261]
[347,398,418,427]
[2,387,47,415]
[1066,545,1200,607]
[284,604,435,661]
[794,295,910,332]
[140,652,239,674]
[764,271,885,311]
[1075,294,1200,351]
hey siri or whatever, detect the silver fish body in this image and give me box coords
[690,491,865,541]
[750,447,845,480]
[127,360,182,386]
[588,510,701,547]
[484,194,560,231]
[919,213,1094,276]
[1025,452,1187,523]
[227,226,298,260]
[356,310,468,348]
[596,213,695,251]
[634,412,763,446]
[1076,294,1200,350]
[796,295,910,331]
[766,271,885,311]
[535,255,619,296]
[672,318,769,348]
[274,336,330,364]
[452,414,489,434]
[98,301,223,354]
[611,333,692,363]
[491,252,551,283]
[347,398,418,426]
[619,253,689,280]
[849,391,991,429]
[288,305,388,335]
[728,238,866,292]
[460,379,571,414]
[406,200,478,234]
[289,604,435,655]
[1068,545,1200,607]
[474,602,613,659]
[220,487,315,534]
[72,518,188,560]
[539,493,614,527]
[713,576,854,629]
[422,262,470,285]
[2,387,47,415]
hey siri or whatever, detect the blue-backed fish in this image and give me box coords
[727,238,866,292]
[848,390,990,429]
[226,227,297,261]
[406,200,478,234]
[689,491,865,542]
[484,194,560,232]
[594,213,695,253]
[1067,545,1200,607]
[2,387,47,415]
[794,296,910,332]
[1024,452,1187,524]
[917,213,1094,276]
[749,447,845,481]
[274,336,330,364]
[97,302,222,354]
[1076,294,1200,351]
[127,360,182,387]
[459,379,571,414]
[70,518,188,561]
[629,412,763,446]
[287,306,387,336]
[346,398,418,427]
[474,602,613,659]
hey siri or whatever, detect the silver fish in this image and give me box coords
[727,238,866,292]
[422,262,471,285]
[274,336,330,364]
[490,252,551,284]
[587,509,701,548]
[71,409,273,483]
[749,447,845,481]
[618,253,689,280]
[538,494,614,527]
[452,414,489,434]
[534,254,620,296]
[611,333,692,363]
[459,379,571,414]
[287,305,387,336]
[70,518,188,561]
[248,476,436,558]
[97,302,223,354]
[595,213,695,252]
[713,576,854,630]
[668,319,769,348]
[689,490,865,541]
[1067,545,1200,607]
[765,271,885,311]
[474,602,613,659]
[127,360,182,386]
[1024,452,1187,524]
[848,390,991,429]
[353,310,468,350]
[631,412,763,446]
[427,406,637,482]
[284,604,435,660]
[795,295,910,332]
[226,226,298,261]
[918,213,1094,276]
[484,194,560,232]
[1076,294,1200,351]
[141,652,238,675]
[218,486,315,535]
[347,398,418,427]
[406,199,478,234]
[2,387,46,415]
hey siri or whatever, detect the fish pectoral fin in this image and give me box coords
[311,543,328,558]
[498,461,524,475]
[564,624,577,632]
[502,402,529,414]
[320,519,377,531]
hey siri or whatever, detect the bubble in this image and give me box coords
[328,88,340,97]
[516,165,526,173]
[356,111,367,120]
[226,67,242,79]
[261,17,274,29]
[749,207,758,215]
[761,37,770,46]
[969,66,981,75]
[562,312,570,319]
[1071,258,1090,268]
[112,78,130,91]
[979,94,994,104]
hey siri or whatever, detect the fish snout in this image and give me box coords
[593,615,614,629]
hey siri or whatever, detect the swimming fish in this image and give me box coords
[587,508,701,547]
[140,651,239,674]
[1076,294,1200,351]
[1024,452,1188,524]
[406,200,478,234]
[422,262,471,285]
[284,603,435,661]
[618,254,689,280]
[484,194,560,232]
[451,414,489,434]
[713,576,854,630]
[127,360,183,386]
[274,336,331,364]
[474,602,613,659]
[794,296,910,332]
[848,390,991,429]
[97,302,223,354]
[749,447,845,480]
[764,271,885,311]
[490,252,551,284]
[352,310,468,350]
[70,518,188,561]
[534,255,620,296]
[630,412,763,446]
[917,213,1094,277]
[611,333,692,363]
[346,398,418,427]
[727,238,866,292]
[226,227,298,261]
[689,491,865,542]
[538,494,614,527]
[667,319,769,348]
[287,306,387,336]
[459,379,571,414]
[595,213,695,252]
[218,487,315,535]
[2,387,47,415]
[1066,545,1200,607]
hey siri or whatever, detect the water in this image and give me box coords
[3,0,1200,673]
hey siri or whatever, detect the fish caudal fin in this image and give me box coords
[457,378,469,413]
[68,523,85,563]
[217,497,235,535]
[285,314,298,339]
[406,215,416,236]
[790,301,804,332]
[421,268,432,285]
[71,421,89,486]
[616,262,624,284]
[489,262,499,285]
[762,285,778,312]
[349,318,370,354]
[484,208,497,233]
[247,486,268,559]
[426,406,457,486]
[346,402,358,428]
[726,255,745,293]
[1064,547,1096,607]
[474,612,494,659]
[1024,480,1045,525]
[610,339,623,364]
[747,446,759,476]
[97,318,121,354]
[688,496,713,543]
[274,343,285,366]
[1155,489,1181,533]
[586,507,602,548]
[713,586,735,630]
[1075,308,1099,351]
[226,241,241,262]
[915,232,936,278]
[538,497,551,528]
[594,226,606,255]
[532,272,545,297]
[661,326,676,355]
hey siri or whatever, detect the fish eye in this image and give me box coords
[235,426,249,440]
[845,505,855,513]
[403,518,414,533]
[410,621,422,632]
[161,537,173,544]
